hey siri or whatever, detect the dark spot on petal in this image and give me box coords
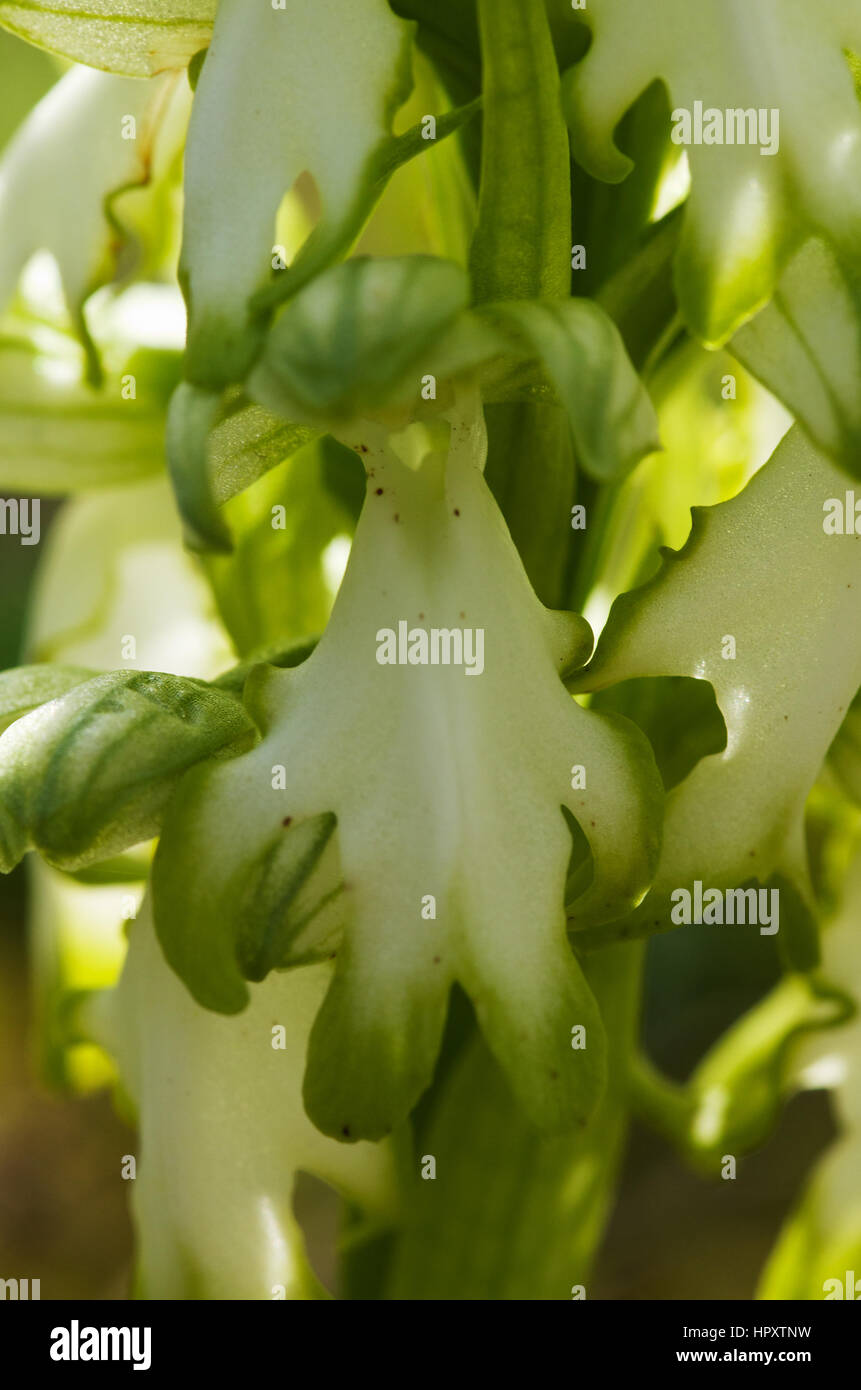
[375,487,383,495]
[342,1125,351,1137]
[393,513,400,522]
[432,955,441,964]
[454,508,460,516]
[282,816,292,828]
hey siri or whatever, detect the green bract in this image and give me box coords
[0,670,254,871]
[172,252,658,551]
[252,256,471,424]
[0,664,95,733]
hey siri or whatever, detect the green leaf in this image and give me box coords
[165,379,324,553]
[179,0,413,390]
[0,670,255,872]
[484,299,660,482]
[153,404,662,1141]
[0,1,216,77]
[561,0,861,344]
[0,66,188,372]
[249,256,470,428]
[165,383,231,553]
[731,237,861,479]
[570,428,861,963]
[0,663,96,733]
[206,391,320,507]
[469,0,570,304]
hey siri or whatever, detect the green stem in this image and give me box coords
[472,0,577,601]
[628,1051,694,1148]
[470,0,571,304]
